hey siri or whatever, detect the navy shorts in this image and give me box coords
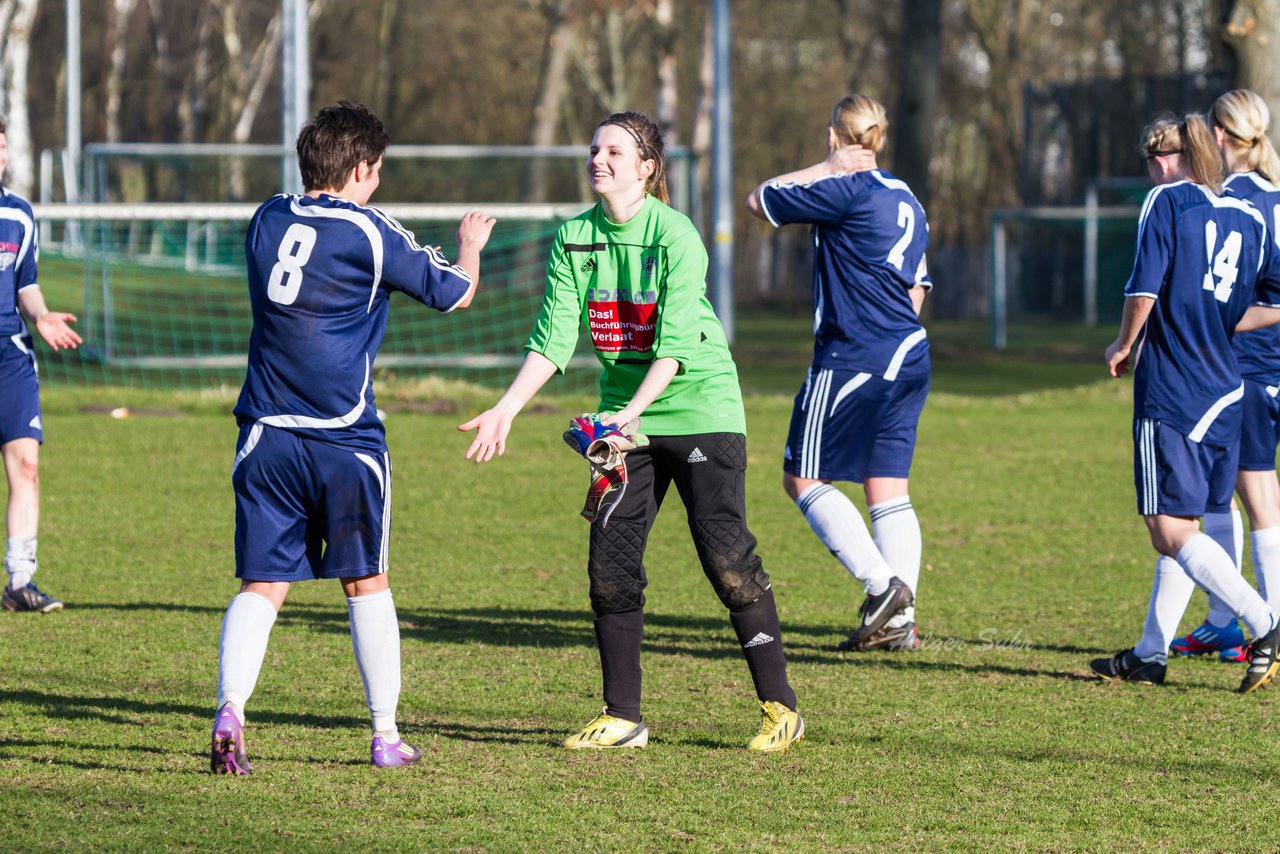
[1133,418,1238,517]
[232,422,391,582]
[784,367,929,483]
[1238,378,1280,471]
[0,334,41,445]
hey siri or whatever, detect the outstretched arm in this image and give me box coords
[17,287,81,351]
[1105,295,1155,377]
[457,350,559,462]
[449,211,496,310]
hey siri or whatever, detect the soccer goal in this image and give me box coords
[988,183,1147,349]
[33,202,598,391]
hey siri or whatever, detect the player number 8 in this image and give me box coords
[267,223,318,305]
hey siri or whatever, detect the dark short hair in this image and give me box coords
[295,101,389,192]
[0,114,7,135]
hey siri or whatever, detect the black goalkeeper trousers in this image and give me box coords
[587,432,796,719]
[586,432,770,613]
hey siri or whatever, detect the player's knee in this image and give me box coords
[705,553,771,610]
[9,454,38,488]
[588,575,645,614]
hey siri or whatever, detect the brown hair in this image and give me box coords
[1141,113,1224,194]
[1208,89,1280,183]
[0,114,6,135]
[598,111,668,204]
[830,94,888,153]
[295,100,389,193]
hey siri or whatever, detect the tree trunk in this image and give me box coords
[691,3,713,233]
[1224,0,1280,121]
[892,0,940,208]
[106,0,141,143]
[523,0,576,203]
[0,0,38,197]
[653,0,677,145]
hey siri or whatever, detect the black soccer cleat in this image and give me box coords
[1089,648,1166,685]
[851,621,920,652]
[1239,620,1280,694]
[835,577,913,651]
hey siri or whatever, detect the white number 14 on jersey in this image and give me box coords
[1203,221,1241,304]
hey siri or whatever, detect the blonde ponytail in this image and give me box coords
[830,94,888,153]
[1209,88,1280,183]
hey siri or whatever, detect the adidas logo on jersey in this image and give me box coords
[580,258,597,273]
[686,447,708,463]
[28,415,41,430]
[743,632,775,648]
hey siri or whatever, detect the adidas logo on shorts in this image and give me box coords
[743,632,775,648]
[686,447,708,463]
[28,415,41,430]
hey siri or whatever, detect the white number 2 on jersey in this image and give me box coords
[267,223,318,305]
[886,201,915,271]
[1202,221,1241,304]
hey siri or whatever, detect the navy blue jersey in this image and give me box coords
[0,188,39,338]
[1126,180,1280,446]
[234,194,472,451]
[1225,172,1280,386]
[759,169,931,379]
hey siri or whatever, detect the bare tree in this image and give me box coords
[653,0,677,144]
[893,0,940,208]
[0,0,38,195]
[105,0,141,143]
[524,0,577,202]
[1224,0,1280,115]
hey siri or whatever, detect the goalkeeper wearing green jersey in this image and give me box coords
[460,111,803,753]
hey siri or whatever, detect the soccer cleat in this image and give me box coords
[209,705,252,775]
[853,621,920,652]
[371,736,422,767]
[834,577,913,651]
[2,582,63,613]
[1219,645,1248,664]
[1089,648,1167,685]
[562,709,648,749]
[1170,619,1244,657]
[747,700,805,753]
[1239,621,1280,694]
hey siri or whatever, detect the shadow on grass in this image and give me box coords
[0,688,365,731]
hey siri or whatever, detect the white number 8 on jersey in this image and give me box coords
[267,223,318,305]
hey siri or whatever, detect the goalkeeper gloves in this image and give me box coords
[562,413,648,527]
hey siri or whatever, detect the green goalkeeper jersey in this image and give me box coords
[526,194,747,436]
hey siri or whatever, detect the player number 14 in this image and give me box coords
[1202,221,1241,304]
[267,223,318,305]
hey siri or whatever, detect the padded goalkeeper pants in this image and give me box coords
[586,432,796,718]
[586,432,770,614]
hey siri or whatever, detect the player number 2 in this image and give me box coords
[1202,221,1241,304]
[886,201,915,271]
[267,223,318,305]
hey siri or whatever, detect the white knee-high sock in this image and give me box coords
[349,588,401,739]
[1133,556,1195,663]
[1250,526,1280,610]
[5,536,36,589]
[796,483,893,595]
[1203,510,1244,626]
[870,495,920,625]
[217,591,279,718]
[1176,534,1276,637]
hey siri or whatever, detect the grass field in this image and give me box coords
[1,313,1275,851]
